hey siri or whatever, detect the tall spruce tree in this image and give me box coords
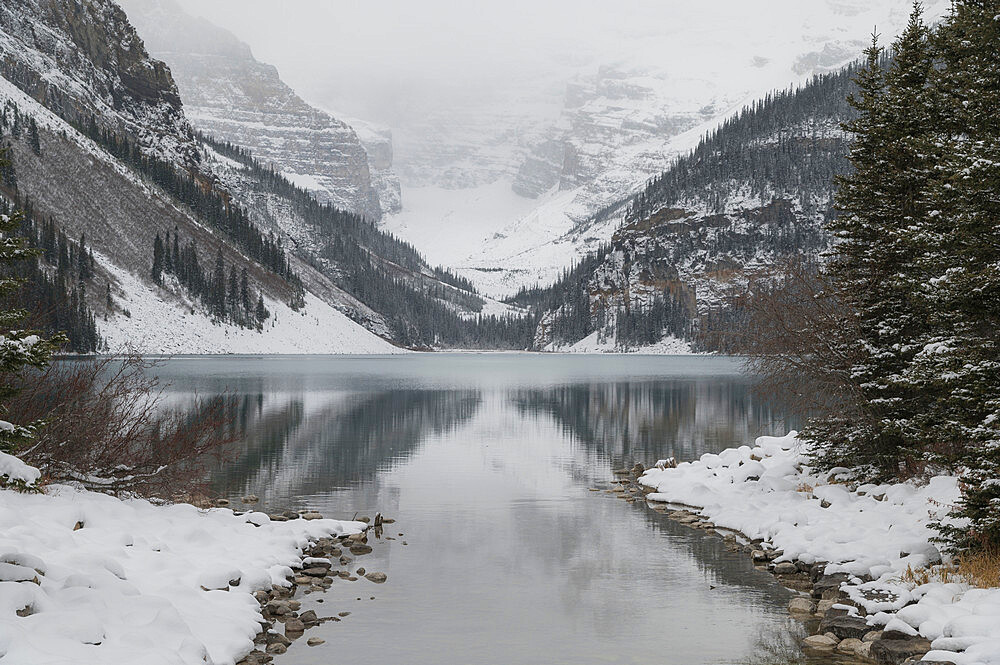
[807,7,938,479]
[909,0,1000,550]
[151,233,164,283]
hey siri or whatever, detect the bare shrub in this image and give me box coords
[10,353,238,497]
[718,258,864,419]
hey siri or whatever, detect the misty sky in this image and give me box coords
[171,0,932,129]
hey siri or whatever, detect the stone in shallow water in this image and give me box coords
[365,572,387,583]
[803,634,838,649]
[307,637,325,647]
[788,597,815,614]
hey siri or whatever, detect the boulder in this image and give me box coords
[773,562,799,575]
[364,572,387,583]
[869,638,932,665]
[837,638,863,655]
[803,634,838,649]
[820,615,871,640]
[301,567,329,577]
[812,573,850,599]
[284,618,305,634]
[788,597,815,614]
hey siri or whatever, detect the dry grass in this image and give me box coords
[955,547,1000,588]
[898,547,1000,588]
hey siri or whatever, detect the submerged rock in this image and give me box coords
[788,597,815,614]
[803,634,838,649]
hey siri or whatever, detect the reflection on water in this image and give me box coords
[152,354,812,665]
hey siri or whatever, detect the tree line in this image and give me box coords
[745,2,1000,552]
[151,229,270,329]
[1,105,101,353]
[78,116,300,289]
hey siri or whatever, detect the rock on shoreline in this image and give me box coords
[236,510,391,665]
[599,462,944,665]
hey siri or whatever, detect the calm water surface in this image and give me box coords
[154,354,818,665]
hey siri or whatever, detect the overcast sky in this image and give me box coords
[170,1,942,132]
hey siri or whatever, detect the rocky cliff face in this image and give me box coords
[118,0,399,220]
[0,0,196,166]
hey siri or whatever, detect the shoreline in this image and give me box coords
[0,482,389,665]
[605,433,999,665]
[231,508,392,665]
[605,468,938,664]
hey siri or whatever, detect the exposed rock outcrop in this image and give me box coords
[0,0,196,166]
[118,0,398,220]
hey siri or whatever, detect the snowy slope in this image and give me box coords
[98,256,401,355]
[0,70,400,355]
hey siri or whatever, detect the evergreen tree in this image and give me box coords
[909,1,1000,550]
[27,118,40,156]
[212,249,226,318]
[0,153,65,486]
[78,233,90,281]
[240,267,250,314]
[227,266,239,318]
[172,230,179,273]
[164,229,173,274]
[151,233,164,284]
[804,9,938,479]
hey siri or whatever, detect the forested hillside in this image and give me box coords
[525,62,863,351]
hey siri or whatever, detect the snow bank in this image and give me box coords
[0,480,364,664]
[0,448,40,486]
[640,433,1000,664]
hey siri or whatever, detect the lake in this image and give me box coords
[152,354,823,665]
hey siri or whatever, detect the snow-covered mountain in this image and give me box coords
[116,0,400,220]
[529,62,858,352]
[0,5,396,354]
[0,0,503,354]
[378,0,952,299]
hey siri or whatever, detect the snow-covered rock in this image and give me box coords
[0,484,365,664]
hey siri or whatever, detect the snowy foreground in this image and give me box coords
[640,433,1000,665]
[0,464,364,664]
